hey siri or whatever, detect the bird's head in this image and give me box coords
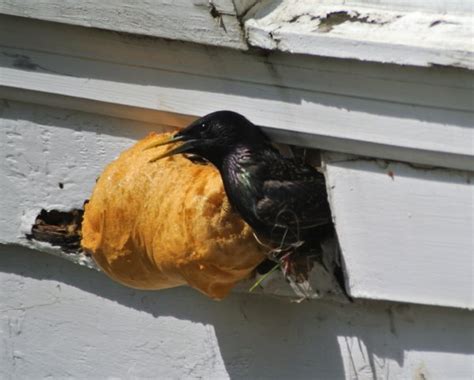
[145,111,267,165]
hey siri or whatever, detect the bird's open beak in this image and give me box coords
[144,134,198,163]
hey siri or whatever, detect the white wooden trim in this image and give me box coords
[309,0,474,14]
[1,15,471,113]
[0,16,473,171]
[1,0,472,69]
[324,153,474,309]
[1,49,472,171]
[0,0,250,49]
[245,0,474,69]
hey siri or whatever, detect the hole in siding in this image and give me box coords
[251,146,350,301]
[26,208,84,253]
[58,182,64,189]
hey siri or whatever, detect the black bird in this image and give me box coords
[146,111,346,294]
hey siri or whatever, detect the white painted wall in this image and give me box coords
[1,245,473,380]
[1,12,473,379]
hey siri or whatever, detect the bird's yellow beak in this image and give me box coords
[144,134,196,163]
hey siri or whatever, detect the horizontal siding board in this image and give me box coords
[0,15,472,113]
[322,0,473,14]
[324,154,474,309]
[0,100,340,300]
[0,101,163,244]
[245,0,474,69]
[1,0,472,69]
[4,85,474,176]
[1,100,473,309]
[0,0,247,49]
[2,245,474,379]
[1,44,473,171]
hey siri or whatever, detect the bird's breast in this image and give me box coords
[221,155,262,220]
[224,164,259,202]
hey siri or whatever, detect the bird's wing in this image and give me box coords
[254,155,331,231]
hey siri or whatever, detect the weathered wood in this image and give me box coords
[1,15,471,113]
[324,153,474,309]
[0,16,472,171]
[338,0,473,13]
[1,101,473,308]
[0,0,249,49]
[1,0,472,69]
[1,48,472,170]
[245,0,474,69]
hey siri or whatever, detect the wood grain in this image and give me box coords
[0,0,248,49]
[0,16,472,171]
[245,0,474,69]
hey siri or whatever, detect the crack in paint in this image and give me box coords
[316,11,393,33]
[208,1,228,33]
[0,299,62,313]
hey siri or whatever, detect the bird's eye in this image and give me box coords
[199,123,208,133]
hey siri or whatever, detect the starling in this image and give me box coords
[146,111,347,295]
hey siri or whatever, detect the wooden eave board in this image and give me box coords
[245,0,474,69]
[0,0,249,50]
[0,17,472,172]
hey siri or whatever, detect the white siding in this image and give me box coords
[1,14,473,307]
[325,154,474,309]
[1,16,472,171]
[1,245,473,380]
[0,5,473,378]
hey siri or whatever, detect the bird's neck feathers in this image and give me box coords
[201,140,263,167]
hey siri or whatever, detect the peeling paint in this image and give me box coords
[27,208,84,253]
[317,11,392,33]
[0,0,248,49]
[244,1,474,69]
[414,363,430,380]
